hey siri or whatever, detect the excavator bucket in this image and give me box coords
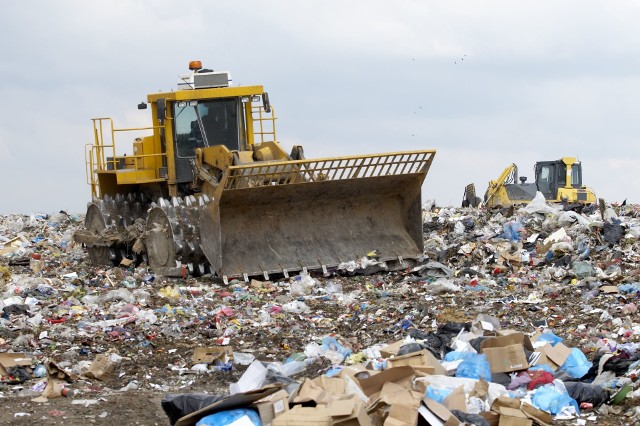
[200,150,435,279]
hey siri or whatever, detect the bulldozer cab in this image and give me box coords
[173,98,243,183]
[535,160,583,200]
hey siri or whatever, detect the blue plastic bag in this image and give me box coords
[444,351,477,362]
[426,385,453,403]
[619,282,640,293]
[531,385,579,415]
[559,348,592,379]
[455,353,491,381]
[537,332,563,346]
[502,221,523,241]
[322,336,352,358]
[196,408,262,426]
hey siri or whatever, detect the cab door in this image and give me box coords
[535,162,559,199]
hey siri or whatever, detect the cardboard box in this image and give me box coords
[175,385,282,426]
[255,389,289,425]
[480,333,531,373]
[386,350,446,375]
[273,397,372,426]
[490,396,552,426]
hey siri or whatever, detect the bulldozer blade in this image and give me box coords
[200,150,435,279]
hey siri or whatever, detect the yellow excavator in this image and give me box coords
[74,61,436,280]
[462,157,596,208]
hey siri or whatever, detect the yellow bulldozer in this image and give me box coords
[74,61,436,281]
[462,157,596,208]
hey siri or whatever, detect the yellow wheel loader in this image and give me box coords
[462,157,596,208]
[74,62,436,280]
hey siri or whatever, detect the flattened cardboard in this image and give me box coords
[600,285,619,294]
[192,346,233,364]
[293,377,344,405]
[273,397,372,426]
[480,333,530,373]
[175,385,281,426]
[313,375,346,396]
[490,396,521,411]
[519,402,552,426]
[497,407,532,426]
[379,381,422,408]
[534,343,572,370]
[386,350,446,375]
[273,405,332,426]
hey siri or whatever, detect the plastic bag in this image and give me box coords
[521,192,560,215]
[564,382,609,407]
[559,348,592,379]
[531,385,579,416]
[196,408,262,426]
[161,393,224,425]
[444,351,477,362]
[572,261,596,279]
[322,335,352,359]
[451,410,490,426]
[558,211,590,227]
[536,332,563,346]
[426,385,452,403]
[502,221,523,241]
[455,353,491,381]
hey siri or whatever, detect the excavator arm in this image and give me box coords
[484,163,517,205]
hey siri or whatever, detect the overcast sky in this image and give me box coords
[1,1,639,214]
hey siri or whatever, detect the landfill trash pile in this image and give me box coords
[1,194,640,425]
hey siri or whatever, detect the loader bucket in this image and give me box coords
[200,150,435,279]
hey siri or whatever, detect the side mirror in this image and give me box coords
[138,102,148,110]
[262,92,271,113]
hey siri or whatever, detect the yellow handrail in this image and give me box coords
[84,118,166,196]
